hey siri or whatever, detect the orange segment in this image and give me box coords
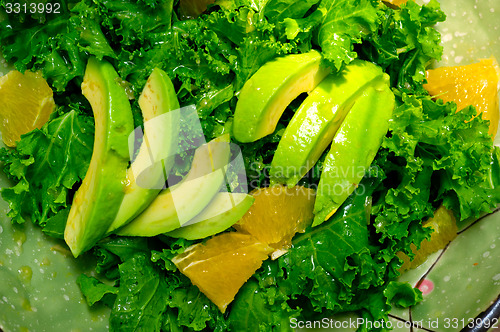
[233,185,315,255]
[172,186,315,312]
[0,70,55,147]
[398,206,458,272]
[384,0,410,6]
[423,58,500,138]
[171,232,272,313]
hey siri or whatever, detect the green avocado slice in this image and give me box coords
[313,76,395,227]
[106,68,180,234]
[165,192,254,240]
[232,50,330,143]
[270,60,385,187]
[64,57,134,257]
[116,134,231,237]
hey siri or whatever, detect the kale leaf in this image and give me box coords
[0,108,94,226]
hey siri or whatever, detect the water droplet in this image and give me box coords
[442,33,453,43]
[18,266,33,284]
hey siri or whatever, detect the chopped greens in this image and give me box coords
[1,0,499,330]
[0,108,94,226]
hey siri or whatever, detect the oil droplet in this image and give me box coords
[12,226,27,252]
[114,77,135,100]
[41,257,51,266]
[18,266,32,284]
[22,297,32,311]
[50,244,72,257]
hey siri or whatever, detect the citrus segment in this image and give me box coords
[233,185,315,253]
[0,70,55,147]
[398,206,458,272]
[384,0,410,7]
[172,232,272,313]
[423,58,500,138]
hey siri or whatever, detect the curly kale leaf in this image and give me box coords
[0,108,94,226]
[316,0,380,70]
[360,0,446,92]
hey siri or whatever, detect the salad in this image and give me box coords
[0,0,499,331]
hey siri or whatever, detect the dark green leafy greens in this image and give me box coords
[360,0,446,92]
[77,274,118,307]
[76,237,228,332]
[1,0,499,331]
[372,95,500,266]
[316,0,380,70]
[0,108,94,228]
[0,0,173,92]
[109,254,169,331]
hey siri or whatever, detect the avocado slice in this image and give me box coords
[313,76,395,226]
[106,68,180,233]
[116,134,231,237]
[270,60,385,187]
[165,192,254,240]
[232,50,330,143]
[64,57,134,257]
